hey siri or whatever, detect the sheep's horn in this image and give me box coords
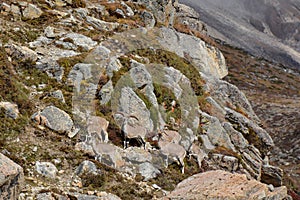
[129,115,139,121]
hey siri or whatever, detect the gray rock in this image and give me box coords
[261,165,283,187]
[68,63,93,93]
[0,102,19,119]
[99,80,113,105]
[73,7,90,19]
[44,26,66,38]
[0,153,24,200]
[139,162,160,181]
[55,40,77,50]
[35,161,58,178]
[115,8,126,18]
[201,112,235,151]
[29,36,53,48]
[130,60,152,88]
[206,154,239,172]
[129,60,159,109]
[35,47,79,81]
[140,10,156,28]
[206,77,260,123]
[22,3,43,19]
[75,160,98,176]
[5,44,38,62]
[198,135,215,152]
[121,1,134,17]
[157,27,228,79]
[32,106,73,133]
[115,87,153,132]
[49,90,65,103]
[175,3,206,33]
[122,147,152,164]
[36,192,54,200]
[241,145,263,179]
[134,0,177,25]
[10,4,21,17]
[165,170,289,200]
[86,16,119,31]
[69,192,121,200]
[225,107,274,155]
[0,3,11,15]
[223,122,249,149]
[59,33,97,51]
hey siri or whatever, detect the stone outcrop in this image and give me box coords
[165,170,290,200]
[31,106,74,134]
[157,27,228,79]
[0,102,20,119]
[0,153,24,200]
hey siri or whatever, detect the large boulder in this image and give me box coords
[0,102,20,119]
[32,106,74,134]
[0,153,24,200]
[225,108,274,155]
[165,170,289,200]
[22,3,43,19]
[157,27,228,79]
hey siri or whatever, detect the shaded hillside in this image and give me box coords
[179,0,300,70]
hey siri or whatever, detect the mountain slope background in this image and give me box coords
[179,0,300,70]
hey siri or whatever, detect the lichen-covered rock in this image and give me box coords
[225,107,274,155]
[58,33,97,51]
[86,16,119,31]
[140,10,156,28]
[138,162,160,181]
[35,46,79,81]
[35,161,58,178]
[0,102,20,119]
[157,27,228,79]
[0,153,24,200]
[165,170,289,200]
[32,106,74,133]
[68,63,93,92]
[134,0,177,25]
[22,3,43,19]
[5,44,38,62]
[115,87,153,132]
[201,112,236,151]
[261,165,283,187]
[75,160,98,176]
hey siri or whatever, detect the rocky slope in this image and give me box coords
[179,0,300,70]
[0,0,294,199]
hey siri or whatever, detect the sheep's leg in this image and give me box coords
[164,155,169,168]
[178,158,185,174]
[123,139,127,149]
[95,154,102,163]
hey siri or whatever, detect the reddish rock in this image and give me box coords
[164,170,289,200]
[0,153,24,200]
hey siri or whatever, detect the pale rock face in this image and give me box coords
[165,170,289,200]
[31,106,74,134]
[5,44,38,62]
[35,161,58,179]
[116,87,153,132]
[22,3,43,19]
[157,27,228,79]
[0,153,24,200]
[59,33,98,51]
[0,101,20,119]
